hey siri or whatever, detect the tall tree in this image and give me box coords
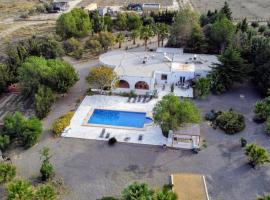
[156,23,170,47]
[167,9,199,47]
[35,86,55,119]
[210,46,248,94]
[186,24,207,53]
[126,13,142,31]
[140,25,155,50]
[116,32,125,48]
[220,1,233,20]
[90,11,105,33]
[115,13,127,31]
[130,29,140,45]
[56,8,92,38]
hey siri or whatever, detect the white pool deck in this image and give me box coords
[62,95,168,146]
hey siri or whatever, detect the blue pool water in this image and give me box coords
[88,109,153,128]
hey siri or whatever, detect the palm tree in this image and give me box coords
[122,182,154,200]
[140,25,154,51]
[116,32,125,48]
[130,29,140,45]
[157,23,170,47]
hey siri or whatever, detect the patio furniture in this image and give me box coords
[138,134,143,141]
[105,133,110,139]
[146,96,153,103]
[137,95,142,102]
[132,96,137,103]
[142,95,147,103]
[99,128,106,138]
[127,96,132,103]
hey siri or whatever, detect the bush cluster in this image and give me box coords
[52,112,74,137]
[0,162,16,183]
[3,112,42,148]
[216,110,245,134]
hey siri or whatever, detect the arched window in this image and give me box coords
[135,81,149,90]
[118,80,130,88]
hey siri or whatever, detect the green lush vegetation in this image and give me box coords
[52,112,74,137]
[257,193,270,200]
[99,182,176,200]
[215,110,245,134]
[3,112,42,148]
[0,162,16,183]
[153,94,201,137]
[245,143,269,168]
[40,147,54,181]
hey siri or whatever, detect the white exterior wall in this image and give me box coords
[114,75,155,94]
[154,71,171,85]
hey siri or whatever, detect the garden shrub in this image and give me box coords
[216,110,245,134]
[0,135,10,151]
[254,97,270,123]
[108,137,117,146]
[266,118,270,136]
[52,112,74,137]
[6,179,34,200]
[0,162,16,183]
[98,197,118,200]
[35,184,57,200]
[40,147,54,181]
[245,143,269,168]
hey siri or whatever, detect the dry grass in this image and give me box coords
[79,0,174,7]
[0,0,40,20]
[190,0,270,19]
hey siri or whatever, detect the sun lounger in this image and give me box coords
[127,96,132,103]
[137,95,142,102]
[132,96,137,103]
[146,96,153,103]
[105,133,110,139]
[142,96,147,103]
[99,128,106,138]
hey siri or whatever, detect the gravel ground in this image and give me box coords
[7,82,270,200]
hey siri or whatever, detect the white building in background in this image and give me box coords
[99,48,218,98]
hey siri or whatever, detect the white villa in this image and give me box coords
[99,48,218,98]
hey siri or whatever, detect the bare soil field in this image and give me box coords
[0,0,40,21]
[190,0,270,19]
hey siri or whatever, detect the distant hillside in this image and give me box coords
[190,0,270,19]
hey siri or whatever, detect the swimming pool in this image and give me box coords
[87,109,153,128]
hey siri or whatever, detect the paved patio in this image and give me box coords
[62,95,167,146]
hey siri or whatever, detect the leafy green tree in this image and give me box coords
[97,32,115,51]
[220,1,232,20]
[56,8,92,38]
[209,16,235,53]
[35,86,55,119]
[122,182,154,200]
[0,162,16,183]
[91,11,105,33]
[245,143,269,168]
[257,193,270,200]
[6,179,34,200]
[130,29,140,45]
[21,117,42,148]
[0,135,10,151]
[0,63,9,94]
[35,184,57,200]
[140,25,155,50]
[153,94,201,136]
[167,9,199,47]
[19,56,78,96]
[115,13,127,31]
[194,77,211,98]
[126,13,142,31]
[156,23,170,47]
[40,147,54,181]
[186,24,207,53]
[116,32,125,48]
[86,66,118,92]
[104,15,113,32]
[210,46,248,94]
[3,112,25,139]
